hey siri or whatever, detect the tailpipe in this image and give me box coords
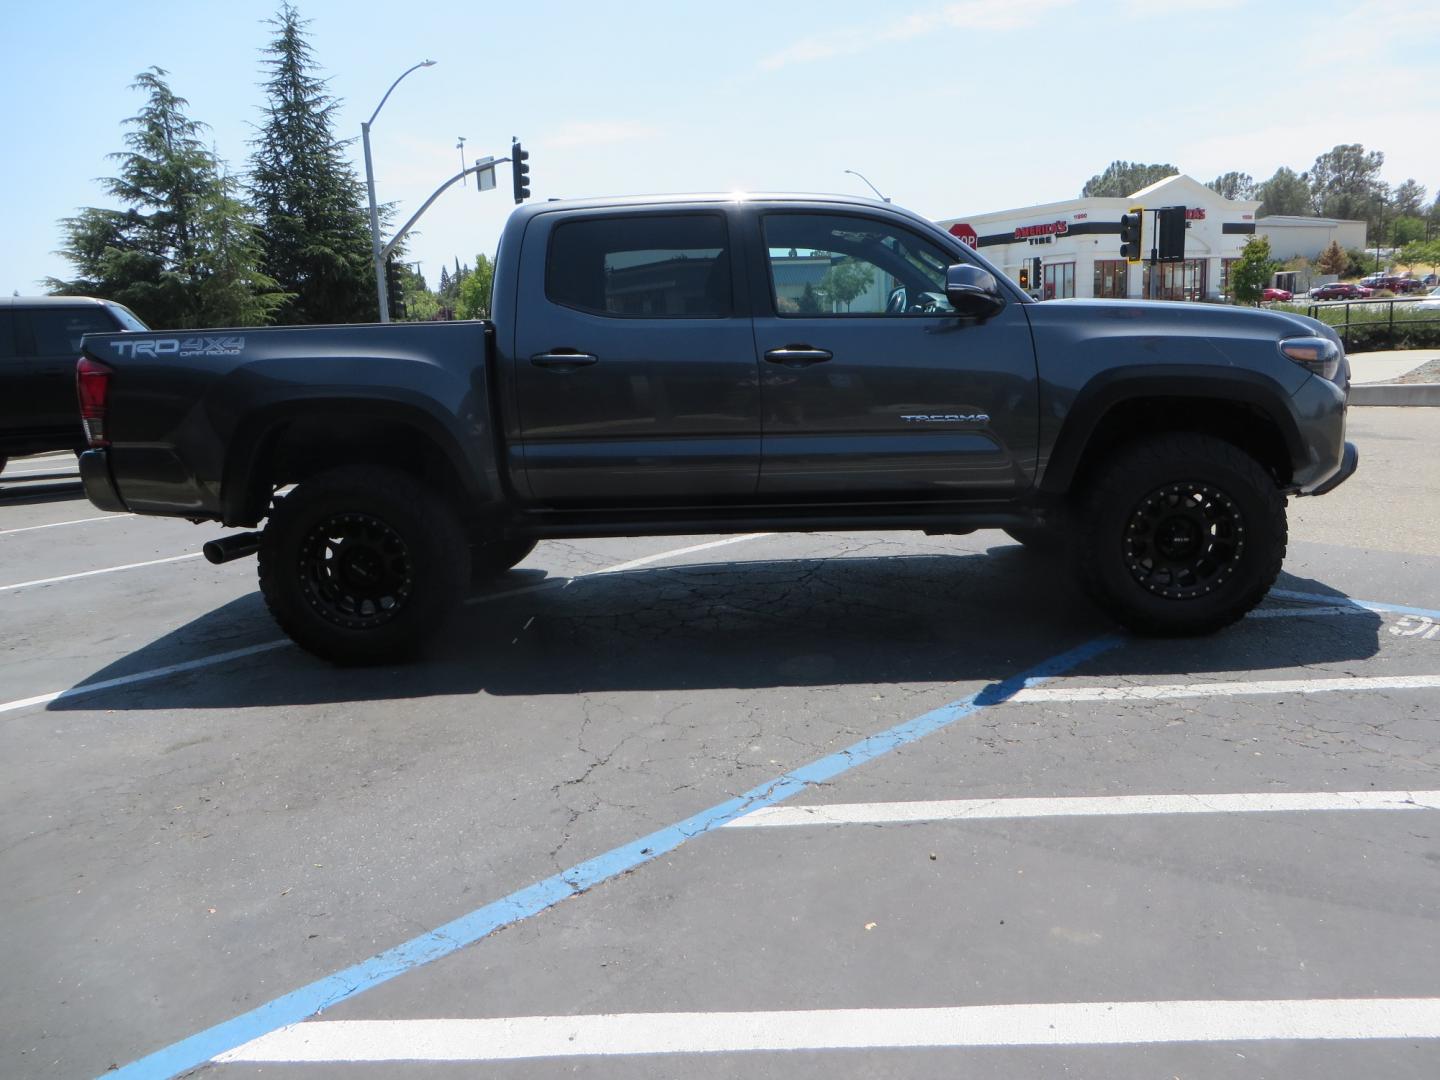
[203,531,262,565]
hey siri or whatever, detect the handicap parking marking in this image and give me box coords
[103,633,1125,1080]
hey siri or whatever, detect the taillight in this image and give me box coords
[76,357,113,447]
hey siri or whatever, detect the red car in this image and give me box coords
[1310,282,1373,300]
[1262,287,1293,301]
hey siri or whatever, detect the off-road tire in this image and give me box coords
[1073,434,1286,636]
[258,466,467,665]
[471,537,537,583]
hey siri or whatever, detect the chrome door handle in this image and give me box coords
[764,345,833,368]
[530,351,599,371]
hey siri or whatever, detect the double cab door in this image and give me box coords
[509,202,1038,505]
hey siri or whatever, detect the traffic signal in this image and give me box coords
[1157,206,1186,262]
[511,139,530,204]
[1119,209,1143,263]
[1032,256,1042,288]
[1019,267,1029,288]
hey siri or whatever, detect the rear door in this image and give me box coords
[511,208,761,504]
[745,208,1039,497]
[18,305,121,440]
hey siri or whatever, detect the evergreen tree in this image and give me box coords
[49,68,284,328]
[250,3,376,323]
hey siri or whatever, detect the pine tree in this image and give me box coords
[49,68,284,328]
[250,3,376,323]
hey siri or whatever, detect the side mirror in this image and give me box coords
[944,264,1007,319]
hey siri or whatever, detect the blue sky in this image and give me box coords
[4,0,1438,298]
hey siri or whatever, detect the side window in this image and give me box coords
[0,312,15,359]
[546,214,732,318]
[29,308,120,356]
[763,213,956,317]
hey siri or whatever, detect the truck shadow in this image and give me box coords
[49,546,1384,713]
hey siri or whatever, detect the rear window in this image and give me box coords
[29,307,122,356]
[546,214,732,318]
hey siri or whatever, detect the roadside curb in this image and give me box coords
[1350,383,1440,407]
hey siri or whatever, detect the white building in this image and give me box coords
[937,174,1262,301]
[1255,215,1367,263]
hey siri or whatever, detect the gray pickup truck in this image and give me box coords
[77,194,1356,663]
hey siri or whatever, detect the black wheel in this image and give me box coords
[471,536,537,584]
[1074,434,1286,636]
[258,466,467,665]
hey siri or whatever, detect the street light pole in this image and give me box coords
[843,169,890,202]
[362,59,436,324]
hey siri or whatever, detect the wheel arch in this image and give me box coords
[1040,368,1305,495]
[221,398,501,529]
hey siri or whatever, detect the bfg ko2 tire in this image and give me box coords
[1075,434,1286,636]
[258,466,467,665]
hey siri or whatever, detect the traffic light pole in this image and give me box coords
[1148,209,1160,301]
[379,157,509,266]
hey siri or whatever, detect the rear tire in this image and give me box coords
[258,466,467,665]
[1073,434,1286,636]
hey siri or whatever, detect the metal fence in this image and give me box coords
[1303,297,1440,350]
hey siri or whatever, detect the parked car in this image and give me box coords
[1310,282,1373,300]
[1262,287,1293,302]
[1360,274,1424,294]
[77,193,1355,662]
[1416,286,1440,305]
[0,296,147,475]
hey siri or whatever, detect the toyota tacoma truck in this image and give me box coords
[76,194,1357,663]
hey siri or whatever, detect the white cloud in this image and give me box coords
[760,0,1075,71]
[543,121,664,149]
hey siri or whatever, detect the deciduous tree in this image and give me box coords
[1230,236,1277,306]
[1255,167,1310,217]
[1081,161,1178,198]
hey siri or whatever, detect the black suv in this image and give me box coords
[0,296,147,474]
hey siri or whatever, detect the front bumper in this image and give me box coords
[79,449,128,512]
[1307,440,1358,497]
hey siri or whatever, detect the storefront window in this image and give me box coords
[1220,258,1238,297]
[1042,262,1075,300]
[1143,259,1207,301]
[1094,260,1128,299]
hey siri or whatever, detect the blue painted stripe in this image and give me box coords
[1270,588,1440,621]
[105,633,1123,1080]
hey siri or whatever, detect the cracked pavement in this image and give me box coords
[2,409,1439,1079]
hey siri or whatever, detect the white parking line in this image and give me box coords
[0,552,203,593]
[725,789,1440,828]
[215,998,1440,1062]
[0,535,772,715]
[0,513,133,537]
[1011,674,1440,702]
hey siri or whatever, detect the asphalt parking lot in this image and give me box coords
[3,407,1439,1079]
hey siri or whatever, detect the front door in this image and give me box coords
[512,210,761,504]
[748,210,1039,498]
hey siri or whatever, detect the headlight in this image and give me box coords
[1279,336,1341,381]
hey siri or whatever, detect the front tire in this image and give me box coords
[258,466,467,665]
[1074,434,1286,636]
